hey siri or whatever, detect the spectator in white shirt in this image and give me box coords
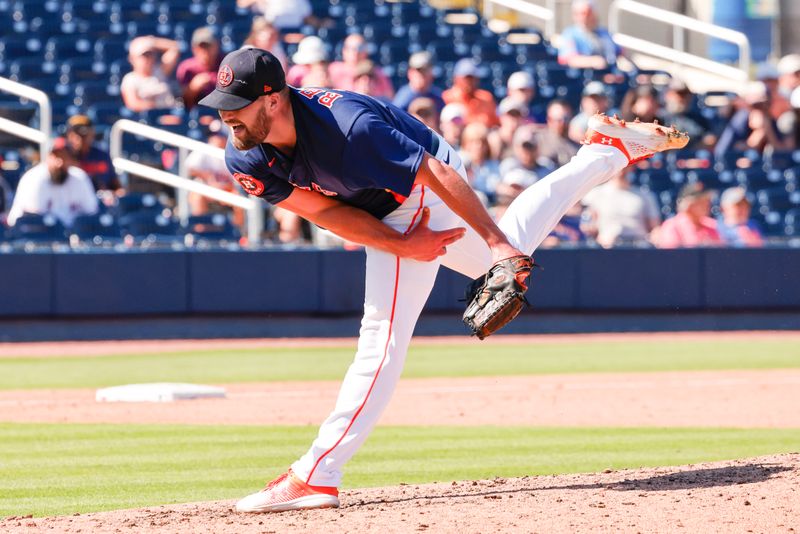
[7,138,99,227]
[237,0,312,29]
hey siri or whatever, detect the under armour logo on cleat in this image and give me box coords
[600,137,613,145]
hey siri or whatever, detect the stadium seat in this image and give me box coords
[756,186,800,214]
[183,213,239,241]
[785,208,800,236]
[7,213,67,243]
[119,210,180,243]
[69,212,122,244]
[113,193,163,217]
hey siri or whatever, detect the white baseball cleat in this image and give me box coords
[235,470,340,513]
[584,113,690,165]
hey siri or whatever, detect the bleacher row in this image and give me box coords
[0,193,240,251]
[1,0,800,245]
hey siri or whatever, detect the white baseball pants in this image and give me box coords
[291,136,628,487]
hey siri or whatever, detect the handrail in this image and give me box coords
[0,76,52,156]
[109,119,264,245]
[609,0,751,83]
[482,0,556,38]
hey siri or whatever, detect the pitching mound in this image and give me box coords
[6,454,798,533]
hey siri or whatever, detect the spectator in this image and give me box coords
[715,82,792,159]
[558,0,621,69]
[488,97,528,160]
[236,0,312,30]
[393,52,445,113]
[661,79,715,149]
[7,138,98,227]
[716,186,763,247]
[64,115,121,195]
[329,34,393,99]
[459,122,501,205]
[620,85,664,125]
[185,133,243,226]
[177,27,223,109]
[440,103,466,150]
[497,125,552,203]
[506,71,542,122]
[442,58,499,127]
[655,183,721,248]
[286,35,330,87]
[568,81,610,143]
[536,99,580,168]
[0,159,11,222]
[756,63,791,120]
[242,17,288,70]
[120,36,179,112]
[352,60,392,102]
[407,97,440,133]
[777,54,800,100]
[582,167,660,248]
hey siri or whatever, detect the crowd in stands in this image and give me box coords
[0,0,799,250]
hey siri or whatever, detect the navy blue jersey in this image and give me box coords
[225,87,435,219]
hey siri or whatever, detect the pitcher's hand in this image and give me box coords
[400,208,466,261]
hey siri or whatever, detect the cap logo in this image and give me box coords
[218,65,233,87]
[264,84,272,93]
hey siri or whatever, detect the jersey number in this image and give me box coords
[298,88,343,109]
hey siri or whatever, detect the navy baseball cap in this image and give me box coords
[199,48,286,111]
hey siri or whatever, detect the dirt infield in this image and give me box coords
[6,454,798,533]
[3,332,799,531]
[3,369,800,428]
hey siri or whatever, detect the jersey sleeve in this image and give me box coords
[342,111,425,197]
[224,145,294,205]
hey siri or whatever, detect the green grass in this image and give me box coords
[1,423,798,517]
[2,340,799,389]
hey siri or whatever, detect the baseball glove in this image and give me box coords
[462,255,534,340]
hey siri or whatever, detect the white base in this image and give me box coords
[95,383,226,403]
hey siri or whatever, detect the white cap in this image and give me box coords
[756,62,779,81]
[792,86,800,109]
[292,36,327,65]
[720,186,748,206]
[440,103,466,124]
[777,54,800,76]
[498,96,527,116]
[507,71,535,90]
[743,81,768,105]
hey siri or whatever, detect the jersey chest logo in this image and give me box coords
[233,172,265,196]
[289,180,338,197]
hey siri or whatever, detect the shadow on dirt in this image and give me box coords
[604,463,793,492]
[349,463,794,508]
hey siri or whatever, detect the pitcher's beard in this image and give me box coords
[230,106,271,151]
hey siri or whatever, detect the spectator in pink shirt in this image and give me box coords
[656,183,722,248]
[329,34,393,99]
[716,186,764,247]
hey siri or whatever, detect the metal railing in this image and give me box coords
[609,0,751,83]
[109,119,265,244]
[482,0,556,38]
[0,76,52,156]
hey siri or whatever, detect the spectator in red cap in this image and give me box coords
[7,138,98,227]
[442,58,499,127]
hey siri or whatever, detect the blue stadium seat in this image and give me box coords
[785,208,800,236]
[69,212,122,244]
[72,81,113,107]
[44,35,94,61]
[756,186,800,214]
[8,213,67,243]
[113,193,163,217]
[119,210,180,242]
[183,213,239,241]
